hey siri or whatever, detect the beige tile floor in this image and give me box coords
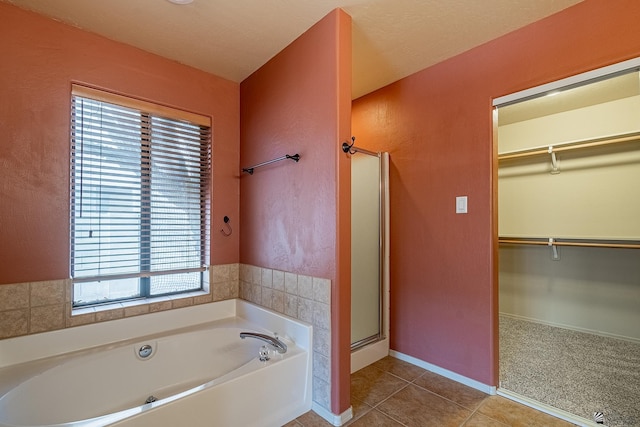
[285,356,576,427]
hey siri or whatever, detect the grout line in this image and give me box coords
[458,402,509,427]
[375,408,409,426]
[408,375,483,413]
[369,382,410,409]
[458,410,475,426]
[395,367,505,427]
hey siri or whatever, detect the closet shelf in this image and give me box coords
[498,237,640,250]
[498,132,640,161]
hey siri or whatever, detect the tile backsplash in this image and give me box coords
[0,263,238,339]
[238,264,332,412]
[0,279,66,338]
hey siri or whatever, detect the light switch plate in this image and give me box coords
[456,196,468,214]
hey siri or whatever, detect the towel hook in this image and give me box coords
[341,136,379,157]
[220,216,232,236]
[342,136,356,154]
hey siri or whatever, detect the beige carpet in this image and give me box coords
[499,315,640,427]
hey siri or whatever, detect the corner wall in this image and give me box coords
[239,9,352,416]
[351,0,640,386]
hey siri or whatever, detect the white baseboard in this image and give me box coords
[312,402,353,426]
[389,350,496,395]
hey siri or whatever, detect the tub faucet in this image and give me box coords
[240,332,287,354]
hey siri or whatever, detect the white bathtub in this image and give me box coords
[0,299,312,427]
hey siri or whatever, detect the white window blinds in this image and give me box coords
[70,85,211,305]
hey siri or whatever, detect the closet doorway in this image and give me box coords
[494,60,640,427]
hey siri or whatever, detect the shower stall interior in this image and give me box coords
[345,140,390,373]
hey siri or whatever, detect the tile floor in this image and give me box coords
[285,356,576,427]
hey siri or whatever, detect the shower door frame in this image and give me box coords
[350,151,390,373]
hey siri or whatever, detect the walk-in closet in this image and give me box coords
[495,61,640,427]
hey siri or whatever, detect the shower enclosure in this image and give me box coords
[346,141,390,372]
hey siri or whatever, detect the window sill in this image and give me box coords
[71,290,211,317]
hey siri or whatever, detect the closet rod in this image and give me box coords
[498,238,640,249]
[498,133,640,161]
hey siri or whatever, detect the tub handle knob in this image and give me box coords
[139,344,153,358]
[258,345,270,362]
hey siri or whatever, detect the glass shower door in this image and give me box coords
[351,154,382,349]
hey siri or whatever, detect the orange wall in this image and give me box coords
[352,0,640,386]
[0,3,240,285]
[240,9,352,414]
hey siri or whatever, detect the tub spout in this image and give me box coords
[240,332,287,354]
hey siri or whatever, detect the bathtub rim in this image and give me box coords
[0,342,308,427]
[0,299,313,427]
[0,299,311,369]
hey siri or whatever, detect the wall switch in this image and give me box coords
[456,196,468,214]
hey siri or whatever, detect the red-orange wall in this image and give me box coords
[240,9,352,414]
[0,3,240,285]
[352,0,640,386]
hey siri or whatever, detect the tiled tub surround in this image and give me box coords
[0,264,239,339]
[0,263,333,420]
[238,264,333,417]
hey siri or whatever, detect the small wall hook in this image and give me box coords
[342,136,356,154]
[220,216,232,236]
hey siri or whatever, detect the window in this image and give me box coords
[70,85,211,307]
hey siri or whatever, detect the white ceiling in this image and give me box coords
[5,0,583,99]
